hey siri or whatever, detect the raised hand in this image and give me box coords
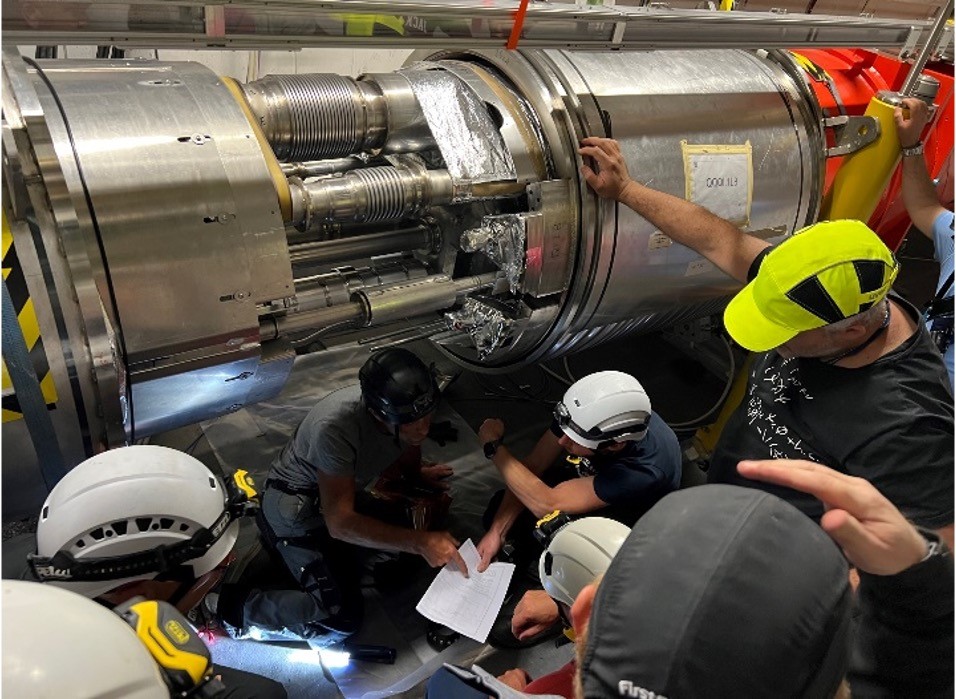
[478,418,505,445]
[737,459,929,575]
[578,137,635,201]
[894,97,931,147]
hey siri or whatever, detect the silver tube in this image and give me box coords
[355,273,496,326]
[280,157,367,179]
[290,166,454,228]
[262,271,495,340]
[452,273,499,293]
[293,260,430,310]
[901,0,954,96]
[288,226,433,266]
[244,72,434,162]
[243,74,386,161]
[260,300,366,340]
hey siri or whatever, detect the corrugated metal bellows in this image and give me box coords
[243,73,385,161]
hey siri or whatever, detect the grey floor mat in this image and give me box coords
[201,342,568,698]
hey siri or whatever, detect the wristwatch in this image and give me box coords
[483,438,503,459]
[901,142,924,157]
[916,527,948,563]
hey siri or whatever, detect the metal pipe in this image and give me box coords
[290,165,454,228]
[242,74,386,161]
[900,0,954,96]
[259,300,366,341]
[358,320,447,345]
[293,261,430,310]
[243,72,433,162]
[281,157,367,179]
[355,273,498,326]
[288,225,434,266]
[261,272,497,340]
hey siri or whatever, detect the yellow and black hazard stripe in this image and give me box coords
[2,214,57,422]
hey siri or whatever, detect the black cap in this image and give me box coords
[359,348,439,426]
[580,485,851,699]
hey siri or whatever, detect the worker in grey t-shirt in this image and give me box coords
[216,348,467,644]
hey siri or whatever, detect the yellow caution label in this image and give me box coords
[2,212,57,422]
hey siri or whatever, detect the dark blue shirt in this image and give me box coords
[550,412,682,526]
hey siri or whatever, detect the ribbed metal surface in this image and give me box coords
[549,298,731,360]
[271,74,365,161]
[351,167,412,223]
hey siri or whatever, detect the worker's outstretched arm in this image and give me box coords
[475,422,564,571]
[894,98,947,238]
[579,137,769,284]
[318,471,468,575]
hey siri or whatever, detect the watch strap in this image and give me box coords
[916,526,947,563]
[901,142,924,157]
[483,438,502,459]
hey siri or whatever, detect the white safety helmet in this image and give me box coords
[2,580,169,698]
[539,516,631,608]
[554,370,652,449]
[34,445,239,599]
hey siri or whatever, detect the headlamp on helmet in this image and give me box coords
[555,371,653,450]
[31,447,258,596]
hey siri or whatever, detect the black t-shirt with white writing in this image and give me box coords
[708,296,954,528]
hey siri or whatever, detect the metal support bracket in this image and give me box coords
[934,23,954,61]
[824,115,881,157]
[2,278,66,490]
[899,25,922,60]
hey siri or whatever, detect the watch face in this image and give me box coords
[484,440,499,458]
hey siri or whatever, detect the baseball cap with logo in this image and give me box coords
[723,220,899,352]
[579,485,852,699]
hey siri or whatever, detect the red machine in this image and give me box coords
[795,48,954,249]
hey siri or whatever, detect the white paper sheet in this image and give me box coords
[415,539,515,643]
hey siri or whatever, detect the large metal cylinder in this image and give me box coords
[423,48,821,367]
[2,46,850,517]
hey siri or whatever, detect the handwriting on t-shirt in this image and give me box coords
[745,358,820,462]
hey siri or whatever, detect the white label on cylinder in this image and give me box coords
[681,141,754,227]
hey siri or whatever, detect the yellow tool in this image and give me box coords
[116,598,214,694]
[232,469,258,501]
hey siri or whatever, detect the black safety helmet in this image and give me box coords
[359,348,439,426]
